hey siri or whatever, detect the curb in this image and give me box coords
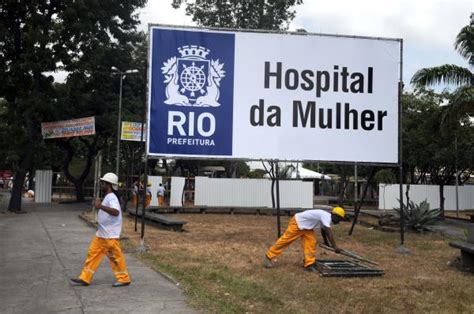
[78,212,97,228]
[146,262,181,286]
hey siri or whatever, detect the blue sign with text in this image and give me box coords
[148,28,235,156]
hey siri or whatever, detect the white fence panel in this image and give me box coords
[379,184,474,211]
[148,176,163,207]
[195,177,312,208]
[35,170,52,203]
[170,177,185,207]
[279,180,313,208]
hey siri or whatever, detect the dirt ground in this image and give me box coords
[85,211,474,313]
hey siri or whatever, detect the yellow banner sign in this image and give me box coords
[121,121,146,142]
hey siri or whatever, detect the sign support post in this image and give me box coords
[275,163,281,238]
[396,39,409,254]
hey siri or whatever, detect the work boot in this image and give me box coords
[69,278,89,286]
[264,256,274,268]
[112,281,131,288]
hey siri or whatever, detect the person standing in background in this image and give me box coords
[157,183,165,206]
[145,182,152,208]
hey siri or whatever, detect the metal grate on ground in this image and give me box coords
[314,260,384,277]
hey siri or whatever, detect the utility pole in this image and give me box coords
[111,66,139,178]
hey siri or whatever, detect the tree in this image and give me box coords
[53,32,147,201]
[0,0,146,211]
[374,169,396,185]
[411,14,473,117]
[402,89,474,214]
[0,1,61,211]
[172,0,303,30]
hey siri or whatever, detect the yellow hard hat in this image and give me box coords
[332,206,345,218]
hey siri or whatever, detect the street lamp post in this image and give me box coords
[455,130,459,217]
[111,66,138,177]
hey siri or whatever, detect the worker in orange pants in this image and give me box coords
[265,207,346,271]
[70,172,131,287]
[78,236,130,284]
[157,183,165,206]
[266,216,317,268]
[145,182,152,208]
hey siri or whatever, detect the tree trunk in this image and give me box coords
[147,159,158,174]
[225,161,238,178]
[271,178,276,208]
[74,181,85,202]
[339,180,348,201]
[52,173,58,187]
[439,183,445,216]
[163,159,168,173]
[8,109,36,212]
[8,170,27,212]
[8,142,34,211]
[28,170,35,191]
[410,168,415,184]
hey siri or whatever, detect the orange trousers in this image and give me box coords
[132,195,151,208]
[79,236,131,284]
[266,216,317,267]
[158,195,164,206]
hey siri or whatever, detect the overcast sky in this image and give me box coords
[138,0,472,88]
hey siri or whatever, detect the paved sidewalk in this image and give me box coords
[0,201,195,313]
[428,218,472,240]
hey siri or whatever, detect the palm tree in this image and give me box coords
[411,14,473,215]
[411,14,473,116]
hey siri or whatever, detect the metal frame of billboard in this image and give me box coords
[139,24,406,248]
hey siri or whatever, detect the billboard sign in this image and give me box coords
[147,26,401,164]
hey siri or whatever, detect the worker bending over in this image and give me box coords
[265,207,345,271]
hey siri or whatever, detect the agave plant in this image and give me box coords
[393,199,441,231]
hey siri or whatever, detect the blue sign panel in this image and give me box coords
[148,28,235,156]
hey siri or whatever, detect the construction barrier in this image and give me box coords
[379,184,474,211]
[195,177,313,208]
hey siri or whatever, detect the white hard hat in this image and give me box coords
[100,172,118,190]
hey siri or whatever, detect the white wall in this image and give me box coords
[148,176,163,207]
[35,170,52,203]
[379,184,474,211]
[279,180,313,208]
[195,177,313,208]
[170,177,185,207]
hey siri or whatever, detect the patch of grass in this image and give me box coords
[98,213,474,313]
[137,251,282,313]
